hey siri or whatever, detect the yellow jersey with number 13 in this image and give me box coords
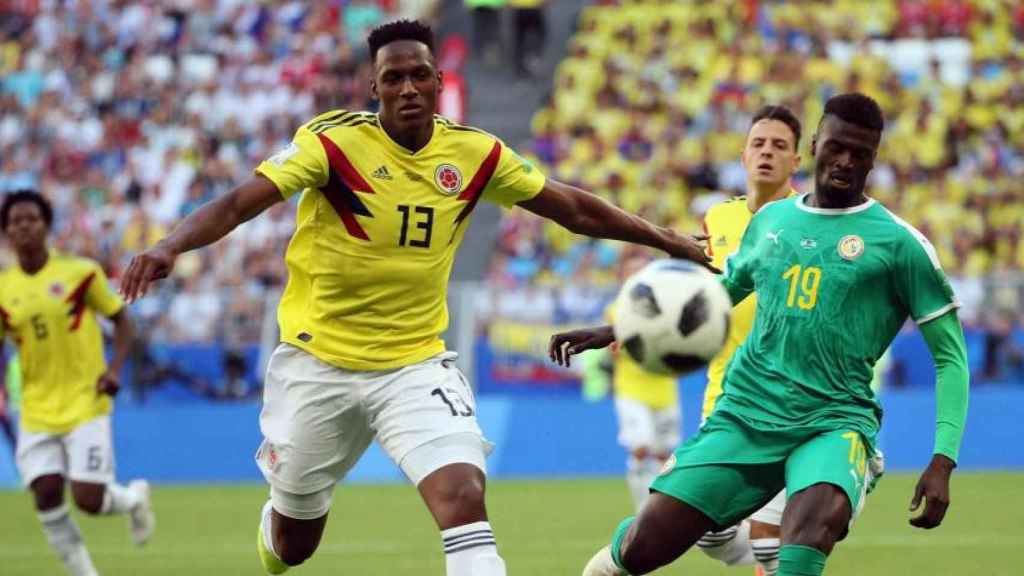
[256,111,546,371]
[0,253,124,434]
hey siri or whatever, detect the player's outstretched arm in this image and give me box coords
[517,179,719,272]
[549,325,615,367]
[909,310,969,530]
[120,175,283,302]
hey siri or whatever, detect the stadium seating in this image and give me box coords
[495,0,1024,328]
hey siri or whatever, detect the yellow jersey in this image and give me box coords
[701,192,795,419]
[605,304,678,409]
[0,253,124,433]
[256,111,546,370]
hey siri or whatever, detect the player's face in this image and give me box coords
[741,119,800,187]
[372,41,441,132]
[812,115,880,200]
[4,201,48,252]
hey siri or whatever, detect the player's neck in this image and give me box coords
[807,189,868,209]
[746,181,792,213]
[17,246,49,275]
[379,116,433,153]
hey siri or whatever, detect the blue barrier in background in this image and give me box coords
[1,384,1021,489]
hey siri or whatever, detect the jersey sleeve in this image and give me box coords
[482,140,546,207]
[254,124,329,200]
[893,228,960,324]
[86,263,125,317]
[720,213,760,305]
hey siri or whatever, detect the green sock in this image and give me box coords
[778,544,827,576]
[610,516,635,571]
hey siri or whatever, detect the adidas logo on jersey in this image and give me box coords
[371,165,393,180]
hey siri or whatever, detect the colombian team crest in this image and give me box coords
[434,164,463,195]
[838,235,865,260]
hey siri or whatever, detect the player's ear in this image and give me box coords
[370,79,379,101]
[437,69,444,93]
[810,135,817,157]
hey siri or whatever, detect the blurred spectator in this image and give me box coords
[465,0,506,66]
[509,0,547,77]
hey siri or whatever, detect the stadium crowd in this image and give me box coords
[0,0,438,345]
[492,0,1024,336]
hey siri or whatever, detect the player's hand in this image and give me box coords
[96,370,121,397]
[659,229,720,274]
[549,326,615,367]
[909,454,954,529]
[120,243,178,303]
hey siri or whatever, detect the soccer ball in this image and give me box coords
[612,259,732,375]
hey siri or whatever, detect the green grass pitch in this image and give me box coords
[0,472,1016,575]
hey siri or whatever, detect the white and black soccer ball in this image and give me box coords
[612,259,732,375]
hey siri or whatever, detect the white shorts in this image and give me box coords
[16,415,115,487]
[614,397,681,456]
[255,344,493,495]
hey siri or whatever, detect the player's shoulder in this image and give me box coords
[434,115,503,149]
[51,253,102,276]
[873,201,941,264]
[300,109,379,135]
[705,195,749,221]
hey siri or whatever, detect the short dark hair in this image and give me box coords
[750,105,802,150]
[822,92,884,132]
[1,189,53,230]
[367,19,435,62]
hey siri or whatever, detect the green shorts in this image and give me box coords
[650,411,871,528]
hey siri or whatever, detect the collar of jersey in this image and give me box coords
[796,193,875,215]
[376,115,438,156]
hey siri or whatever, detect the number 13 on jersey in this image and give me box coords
[782,265,821,310]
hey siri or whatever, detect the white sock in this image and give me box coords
[441,521,506,576]
[99,482,142,515]
[626,457,659,512]
[38,504,98,576]
[752,537,780,575]
[697,521,755,566]
[260,500,283,561]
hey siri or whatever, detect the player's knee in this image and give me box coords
[618,518,677,574]
[69,482,105,515]
[276,535,318,567]
[434,475,487,526]
[30,474,64,511]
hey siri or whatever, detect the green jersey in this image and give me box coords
[718,194,959,445]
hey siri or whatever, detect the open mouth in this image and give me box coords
[757,163,773,172]
[829,173,852,188]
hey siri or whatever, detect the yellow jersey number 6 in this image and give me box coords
[782,265,821,310]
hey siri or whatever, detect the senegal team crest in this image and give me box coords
[435,164,463,195]
[838,235,865,260]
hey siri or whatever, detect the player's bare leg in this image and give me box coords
[419,463,505,576]
[264,504,327,565]
[750,519,782,575]
[584,491,716,575]
[778,484,850,576]
[70,480,155,546]
[31,474,98,576]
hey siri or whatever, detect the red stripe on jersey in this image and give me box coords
[65,272,96,331]
[317,133,374,241]
[451,141,502,241]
